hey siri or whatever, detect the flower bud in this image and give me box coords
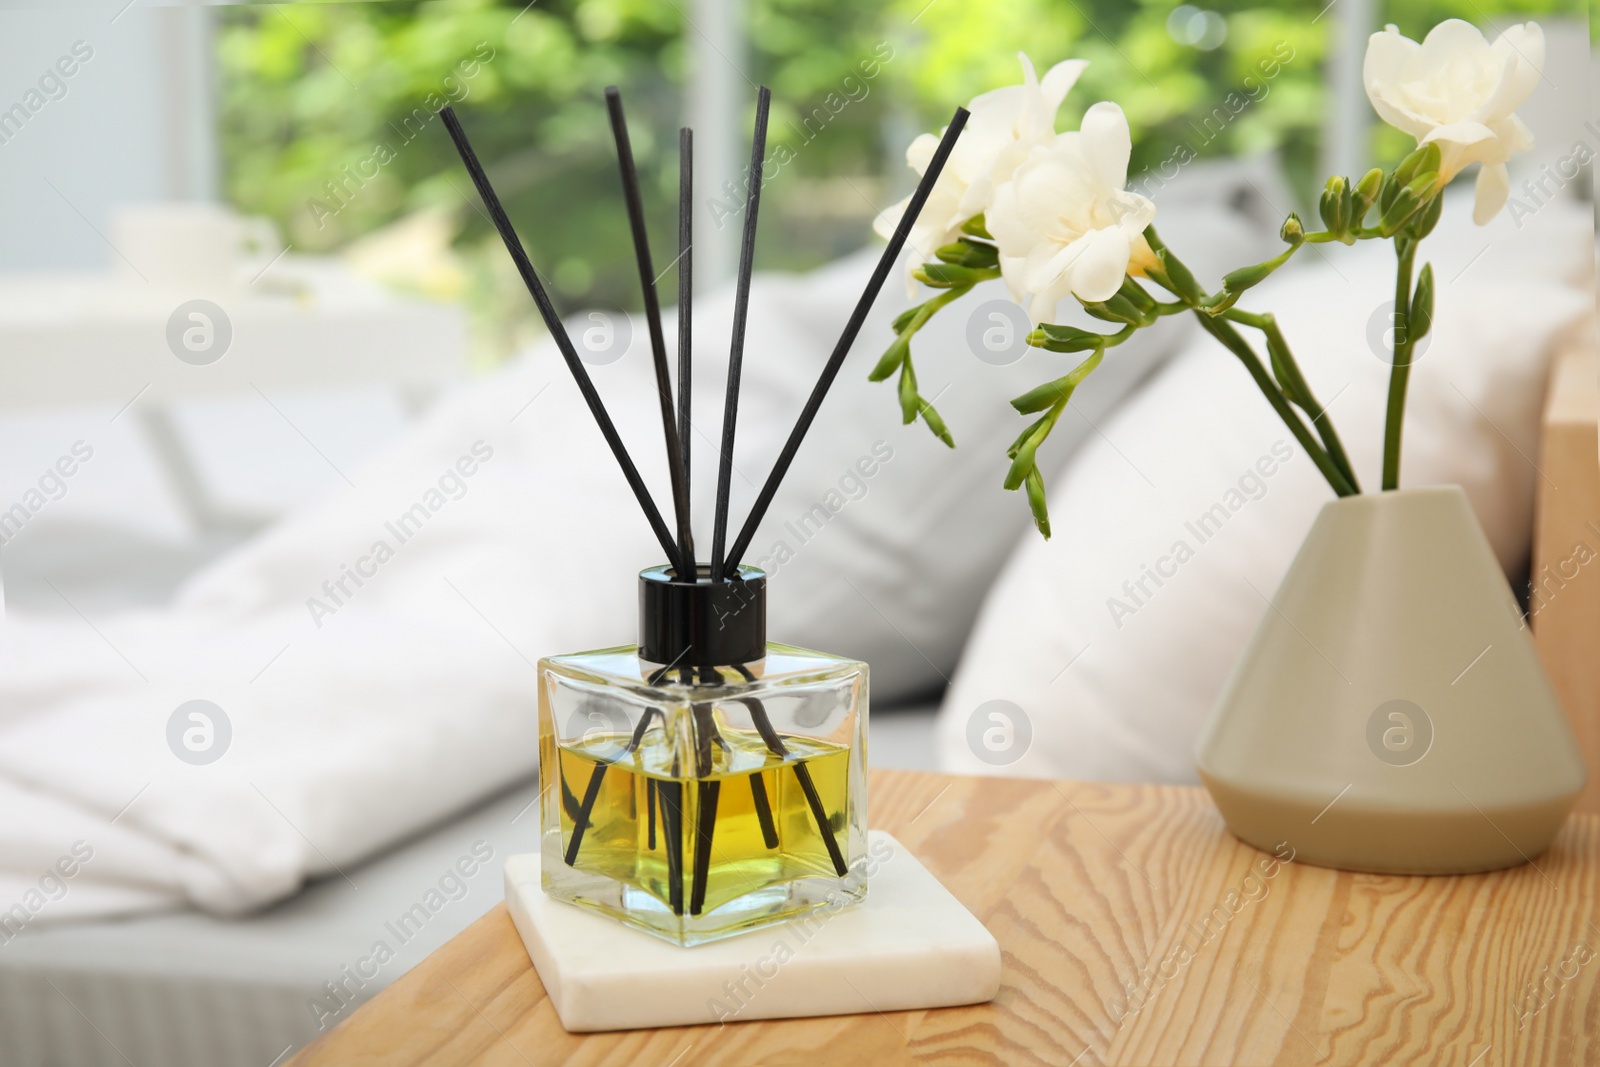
[1410,262,1434,343]
[1116,276,1157,314]
[1157,248,1203,302]
[1319,177,1347,236]
[1279,212,1305,245]
[1025,467,1051,540]
[868,334,910,382]
[1223,261,1275,293]
[935,239,999,268]
[1394,141,1442,189]
[1377,186,1421,237]
[912,263,986,289]
[897,360,919,423]
[1409,193,1444,239]
[1084,292,1146,325]
[1028,323,1105,353]
[1352,168,1384,224]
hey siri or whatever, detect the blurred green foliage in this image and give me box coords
[217,0,1581,357]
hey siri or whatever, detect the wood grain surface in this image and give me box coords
[290,769,1600,1066]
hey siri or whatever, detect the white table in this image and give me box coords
[0,258,466,529]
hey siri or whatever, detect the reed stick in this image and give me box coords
[677,127,693,499]
[646,778,657,850]
[710,86,772,581]
[563,706,660,867]
[660,777,685,915]
[749,772,779,849]
[689,779,721,916]
[734,665,847,877]
[721,106,970,574]
[440,107,686,572]
[604,88,696,575]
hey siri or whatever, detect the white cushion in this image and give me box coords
[936,192,1594,782]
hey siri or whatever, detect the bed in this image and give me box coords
[0,702,941,1067]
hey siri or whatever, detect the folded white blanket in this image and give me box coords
[0,167,1282,923]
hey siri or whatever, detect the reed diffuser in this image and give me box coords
[442,90,967,946]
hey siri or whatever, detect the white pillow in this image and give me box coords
[177,162,1287,704]
[936,191,1594,782]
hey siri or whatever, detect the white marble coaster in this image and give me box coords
[504,830,1000,1032]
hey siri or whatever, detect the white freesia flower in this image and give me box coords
[1363,19,1542,224]
[874,52,1088,293]
[986,102,1156,322]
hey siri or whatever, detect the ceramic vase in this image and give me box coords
[1196,485,1586,874]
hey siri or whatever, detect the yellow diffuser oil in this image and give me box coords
[538,567,868,946]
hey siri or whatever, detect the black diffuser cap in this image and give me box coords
[639,564,766,668]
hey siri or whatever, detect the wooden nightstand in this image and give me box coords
[291,768,1600,1065]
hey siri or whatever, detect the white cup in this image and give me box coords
[108,202,280,295]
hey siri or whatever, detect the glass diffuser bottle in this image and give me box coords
[539,565,868,946]
[441,76,963,950]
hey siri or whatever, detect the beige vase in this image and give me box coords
[1195,485,1586,874]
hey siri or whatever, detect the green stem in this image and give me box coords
[1381,238,1417,490]
[1194,313,1358,497]
[1224,309,1360,493]
[910,283,975,327]
[1146,226,1356,498]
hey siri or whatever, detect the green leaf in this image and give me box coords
[890,306,919,333]
[913,263,987,288]
[1024,466,1051,539]
[1410,262,1434,342]
[869,334,908,382]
